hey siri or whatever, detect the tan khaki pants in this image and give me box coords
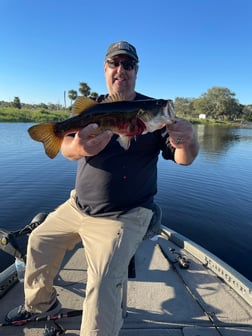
[24,190,153,336]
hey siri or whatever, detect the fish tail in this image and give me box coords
[28,123,63,159]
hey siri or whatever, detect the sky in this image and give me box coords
[0,0,252,106]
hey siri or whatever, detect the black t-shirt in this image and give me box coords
[75,92,175,217]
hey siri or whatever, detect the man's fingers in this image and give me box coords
[86,130,113,146]
[78,124,98,138]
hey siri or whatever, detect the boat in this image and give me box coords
[0,215,252,335]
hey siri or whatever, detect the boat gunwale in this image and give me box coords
[160,225,252,307]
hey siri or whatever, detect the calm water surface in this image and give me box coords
[0,123,252,281]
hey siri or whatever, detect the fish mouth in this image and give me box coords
[166,100,176,121]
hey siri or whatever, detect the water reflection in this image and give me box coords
[0,123,252,281]
[196,124,250,156]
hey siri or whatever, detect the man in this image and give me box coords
[6,41,199,335]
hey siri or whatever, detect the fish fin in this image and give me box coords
[103,93,126,103]
[28,123,63,159]
[71,96,98,116]
[117,135,132,150]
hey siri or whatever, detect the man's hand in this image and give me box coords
[166,118,199,165]
[61,124,113,160]
[167,118,195,148]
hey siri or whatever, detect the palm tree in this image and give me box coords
[79,82,91,97]
[89,92,99,100]
[68,90,78,106]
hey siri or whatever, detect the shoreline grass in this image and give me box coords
[0,107,250,127]
[0,107,69,123]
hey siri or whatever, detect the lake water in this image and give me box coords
[0,123,252,281]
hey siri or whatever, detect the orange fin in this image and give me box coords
[71,96,98,116]
[103,93,126,103]
[28,123,63,159]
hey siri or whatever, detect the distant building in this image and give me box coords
[199,114,206,119]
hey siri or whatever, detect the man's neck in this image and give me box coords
[126,92,136,100]
[108,91,136,101]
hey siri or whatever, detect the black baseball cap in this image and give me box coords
[105,41,139,62]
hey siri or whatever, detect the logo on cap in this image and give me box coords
[106,41,138,62]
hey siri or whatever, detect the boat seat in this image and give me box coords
[122,203,162,318]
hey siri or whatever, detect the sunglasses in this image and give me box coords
[106,59,136,71]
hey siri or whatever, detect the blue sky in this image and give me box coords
[0,0,251,106]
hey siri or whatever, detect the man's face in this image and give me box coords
[104,55,138,100]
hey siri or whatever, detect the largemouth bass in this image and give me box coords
[28,94,176,159]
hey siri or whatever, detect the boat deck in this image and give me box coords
[1,230,252,335]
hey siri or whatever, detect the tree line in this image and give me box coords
[0,82,98,111]
[174,87,252,121]
[1,84,251,121]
